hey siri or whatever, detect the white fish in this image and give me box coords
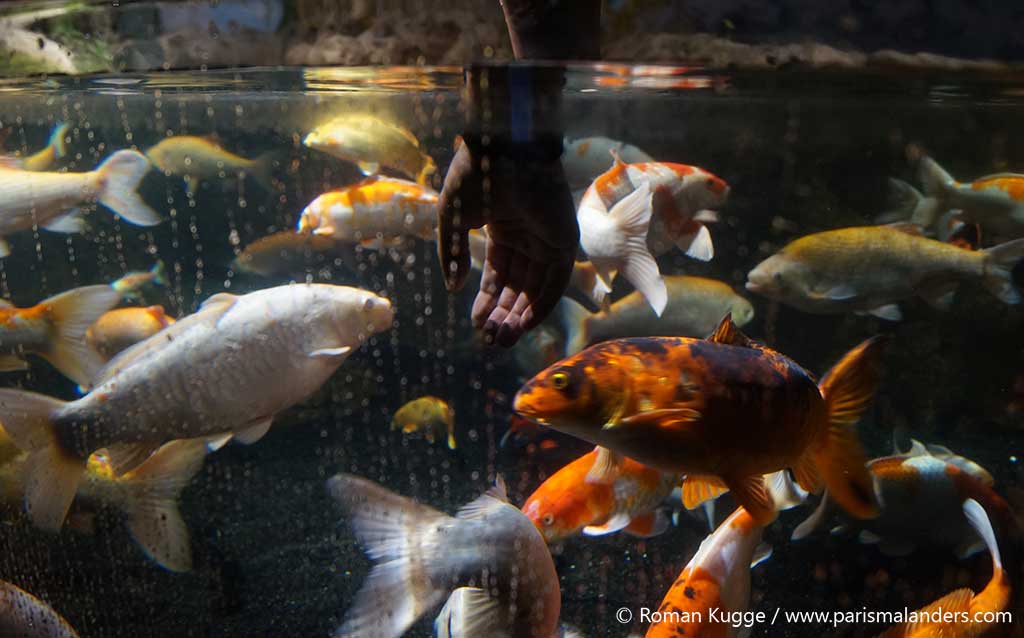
[0,149,161,256]
[328,474,561,638]
[0,283,393,532]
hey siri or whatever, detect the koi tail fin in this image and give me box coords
[119,438,209,572]
[151,260,168,287]
[982,238,1024,304]
[963,499,1003,574]
[917,154,957,202]
[40,284,121,387]
[327,473,451,638]
[250,152,279,193]
[810,336,889,520]
[0,389,81,532]
[558,297,592,356]
[48,122,69,160]
[605,182,667,316]
[96,149,162,226]
[416,154,437,187]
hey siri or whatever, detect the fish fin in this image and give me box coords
[694,209,719,223]
[764,470,808,511]
[205,434,233,452]
[792,450,822,494]
[623,510,670,538]
[681,475,729,509]
[918,283,957,311]
[726,474,776,526]
[955,539,985,559]
[415,154,437,186]
[558,297,592,356]
[918,155,957,200]
[434,587,508,638]
[707,312,756,347]
[946,221,981,250]
[0,238,9,258]
[858,530,881,544]
[357,161,380,177]
[862,304,902,321]
[42,208,87,234]
[105,443,161,476]
[326,473,451,638]
[878,178,924,223]
[607,183,667,316]
[982,238,1024,304]
[814,336,888,520]
[308,346,352,359]
[150,261,168,287]
[199,292,238,314]
[446,430,456,450]
[233,417,274,445]
[250,152,278,192]
[120,438,208,572]
[456,483,511,521]
[0,354,29,372]
[882,589,973,637]
[583,512,632,536]
[38,284,121,387]
[750,542,773,568]
[679,223,714,261]
[702,499,716,531]
[183,176,199,197]
[96,149,162,226]
[963,498,1001,571]
[906,438,931,457]
[791,492,831,541]
[809,284,858,301]
[585,446,624,485]
[619,407,702,430]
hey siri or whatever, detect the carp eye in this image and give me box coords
[551,372,569,390]
[364,298,376,311]
[542,513,554,527]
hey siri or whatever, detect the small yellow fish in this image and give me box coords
[233,231,348,276]
[86,305,176,362]
[110,262,167,300]
[391,396,456,449]
[303,114,436,185]
[18,122,69,172]
[145,135,276,195]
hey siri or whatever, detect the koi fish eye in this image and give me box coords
[542,513,555,527]
[364,298,376,311]
[551,372,570,390]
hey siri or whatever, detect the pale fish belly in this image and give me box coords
[0,170,96,234]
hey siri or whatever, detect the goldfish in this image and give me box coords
[513,315,887,526]
[0,430,209,572]
[296,176,438,249]
[0,149,161,256]
[391,395,456,449]
[561,136,654,192]
[746,224,1024,321]
[0,579,79,637]
[16,122,69,172]
[0,284,120,387]
[879,499,1010,638]
[328,474,560,638]
[522,446,678,543]
[644,474,804,638]
[303,113,437,185]
[144,135,276,195]
[85,305,175,362]
[232,231,347,277]
[792,440,1013,559]
[0,283,393,532]
[110,262,167,300]
[560,275,755,355]
[577,154,728,315]
[913,152,1024,238]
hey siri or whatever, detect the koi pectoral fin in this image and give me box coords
[620,407,701,430]
[585,446,624,485]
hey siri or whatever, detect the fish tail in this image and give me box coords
[96,150,162,226]
[119,438,209,572]
[917,154,957,202]
[40,284,121,387]
[151,260,168,287]
[326,473,451,638]
[416,154,437,186]
[558,297,592,356]
[606,182,667,316]
[790,491,832,541]
[0,389,82,532]
[813,336,889,520]
[250,152,278,192]
[879,177,943,230]
[982,238,1024,304]
[48,122,69,159]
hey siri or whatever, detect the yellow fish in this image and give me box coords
[391,396,456,449]
[16,122,69,172]
[303,114,436,185]
[145,135,276,195]
[86,305,176,362]
[233,231,348,277]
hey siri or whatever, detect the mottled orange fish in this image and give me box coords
[514,316,887,525]
[522,447,678,543]
[880,499,1010,638]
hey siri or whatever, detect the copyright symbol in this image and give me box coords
[616,607,633,624]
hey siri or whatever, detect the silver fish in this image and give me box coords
[0,580,78,637]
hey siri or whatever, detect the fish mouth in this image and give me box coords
[512,390,543,420]
[744,280,764,293]
[366,297,395,332]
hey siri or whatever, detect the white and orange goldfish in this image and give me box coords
[0,149,160,256]
[0,284,120,386]
[0,284,393,532]
[328,474,561,638]
[522,447,679,543]
[296,176,438,248]
[913,152,1024,238]
[144,135,276,195]
[303,113,437,185]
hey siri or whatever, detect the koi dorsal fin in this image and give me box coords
[708,313,756,348]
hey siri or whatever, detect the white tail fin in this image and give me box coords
[982,238,1024,304]
[764,470,808,512]
[558,297,593,356]
[791,492,832,541]
[38,284,120,387]
[434,587,506,638]
[120,438,208,572]
[0,580,80,637]
[962,498,1001,571]
[0,389,80,532]
[95,150,162,226]
[327,473,450,638]
[918,156,957,200]
[607,183,666,315]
